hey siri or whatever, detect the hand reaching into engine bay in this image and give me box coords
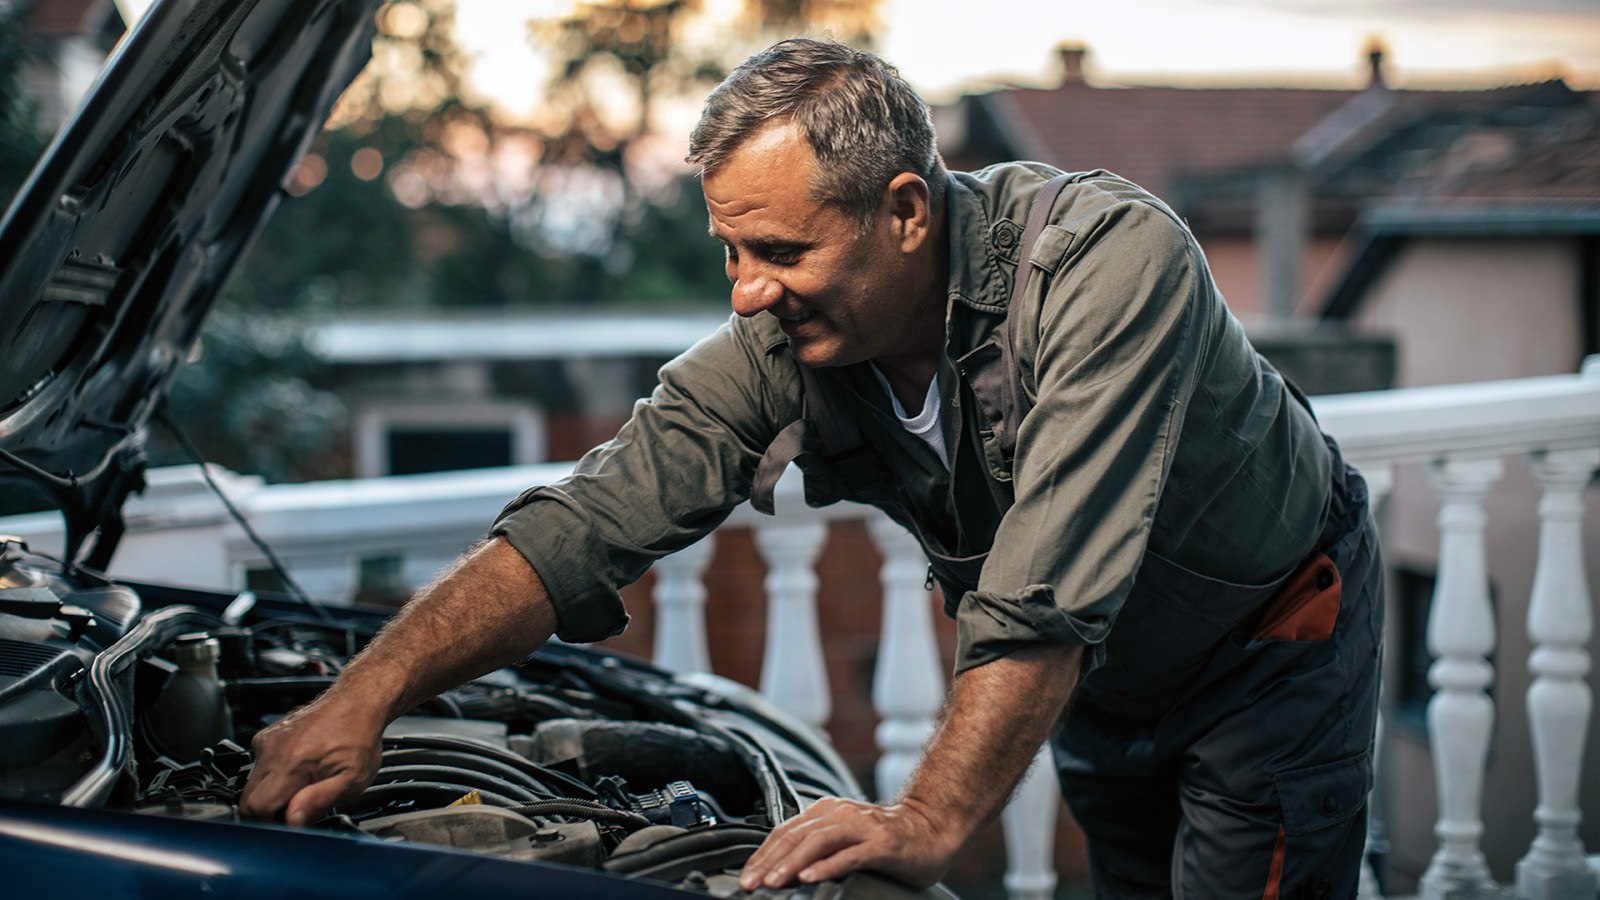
[738,642,1083,891]
[237,537,560,826]
[239,691,386,826]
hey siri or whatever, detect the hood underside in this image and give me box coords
[0,0,380,566]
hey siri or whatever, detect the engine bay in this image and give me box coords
[0,541,936,898]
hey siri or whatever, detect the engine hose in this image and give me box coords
[510,799,651,830]
[370,765,543,804]
[379,748,562,797]
[382,734,596,799]
[602,826,772,875]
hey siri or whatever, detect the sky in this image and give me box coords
[454,0,1600,120]
[878,0,1600,99]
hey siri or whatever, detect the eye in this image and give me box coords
[765,246,804,266]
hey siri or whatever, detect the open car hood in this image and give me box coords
[0,0,381,568]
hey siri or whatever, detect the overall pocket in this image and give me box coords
[1080,549,1292,718]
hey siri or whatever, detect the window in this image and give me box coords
[387,426,513,476]
[354,403,545,478]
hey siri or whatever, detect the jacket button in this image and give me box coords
[1323,796,1338,813]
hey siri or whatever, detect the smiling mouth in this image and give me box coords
[777,311,816,323]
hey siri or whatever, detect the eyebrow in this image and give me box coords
[705,227,806,256]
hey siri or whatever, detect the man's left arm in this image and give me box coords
[739,641,1083,890]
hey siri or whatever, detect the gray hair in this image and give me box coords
[687,38,947,228]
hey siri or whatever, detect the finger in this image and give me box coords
[285,776,356,828]
[757,815,882,889]
[238,767,305,822]
[741,821,810,889]
[744,801,834,865]
[797,841,881,885]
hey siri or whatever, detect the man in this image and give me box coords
[242,38,1382,899]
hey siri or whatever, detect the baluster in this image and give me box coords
[1360,711,1388,900]
[1358,461,1395,900]
[755,520,831,729]
[651,537,715,673]
[1000,747,1060,900]
[1420,456,1503,900]
[866,515,944,801]
[1515,447,1599,900]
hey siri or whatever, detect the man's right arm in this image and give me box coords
[238,536,557,826]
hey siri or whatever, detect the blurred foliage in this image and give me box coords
[537,0,879,164]
[229,0,886,313]
[149,310,349,483]
[528,0,880,297]
[0,6,49,212]
[0,0,885,494]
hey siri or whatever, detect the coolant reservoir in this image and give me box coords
[150,633,234,761]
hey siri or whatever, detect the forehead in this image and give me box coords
[702,121,826,235]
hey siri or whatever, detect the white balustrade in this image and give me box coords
[753,519,831,730]
[1419,455,1503,900]
[866,516,945,802]
[6,360,1600,900]
[1000,747,1061,900]
[1358,461,1394,900]
[651,535,714,673]
[1515,447,1598,900]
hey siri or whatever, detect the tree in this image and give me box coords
[0,5,49,212]
[524,0,883,299]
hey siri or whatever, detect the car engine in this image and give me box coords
[0,541,941,898]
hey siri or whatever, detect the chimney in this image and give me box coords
[1058,43,1087,85]
[1364,36,1388,88]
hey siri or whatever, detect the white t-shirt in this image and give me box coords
[871,364,950,470]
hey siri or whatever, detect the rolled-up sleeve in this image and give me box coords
[955,196,1213,676]
[491,316,798,643]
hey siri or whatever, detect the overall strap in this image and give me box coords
[965,172,1073,459]
[750,365,860,514]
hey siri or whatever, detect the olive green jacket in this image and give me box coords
[493,163,1331,676]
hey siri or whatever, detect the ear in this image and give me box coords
[882,172,932,252]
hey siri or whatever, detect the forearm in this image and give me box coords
[323,536,558,724]
[899,641,1082,845]
[240,537,557,824]
[739,640,1082,889]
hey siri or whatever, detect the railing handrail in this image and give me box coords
[1312,360,1600,464]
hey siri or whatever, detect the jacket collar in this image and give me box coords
[943,171,1025,317]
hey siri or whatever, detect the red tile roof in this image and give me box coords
[963,73,1597,203]
[983,80,1357,195]
[1429,113,1600,201]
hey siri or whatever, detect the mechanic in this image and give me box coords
[241,38,1383,899]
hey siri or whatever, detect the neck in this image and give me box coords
[877,359,938,413]
[873,205,949,411]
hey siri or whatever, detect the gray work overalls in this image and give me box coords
[753,175,1384,899]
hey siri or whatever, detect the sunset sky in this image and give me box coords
[454,0,1600,121]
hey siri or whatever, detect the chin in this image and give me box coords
[789,343,859,369]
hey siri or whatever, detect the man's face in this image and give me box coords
[703,121,931,369]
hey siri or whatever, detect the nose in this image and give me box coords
[729,262,783,318]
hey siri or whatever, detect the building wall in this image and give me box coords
[1353,235,1600,890]
[1197,234,1349,320]
[1359,238,1584,385]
